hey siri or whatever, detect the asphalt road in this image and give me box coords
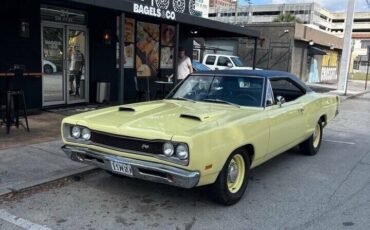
[1,93,370,230]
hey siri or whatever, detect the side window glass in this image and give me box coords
[270,78,305,102]
[205,56,216,65]
[217,56,232,66]
[266,80,274,106]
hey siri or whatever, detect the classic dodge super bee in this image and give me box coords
[61,70,339,205]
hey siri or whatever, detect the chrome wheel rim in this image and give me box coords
[313,123,321,148]
[227,154,245,193]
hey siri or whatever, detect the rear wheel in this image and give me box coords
[210,149,251,205]
[300,121,323,156]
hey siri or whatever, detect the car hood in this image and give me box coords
[69,100,262,140]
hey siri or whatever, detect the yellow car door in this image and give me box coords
[264,77,307,158]
[266,102,305,157]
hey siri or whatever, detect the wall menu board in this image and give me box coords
[124,18,135,68]
[136,21,160,77]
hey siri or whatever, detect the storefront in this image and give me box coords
[0,0,260,109]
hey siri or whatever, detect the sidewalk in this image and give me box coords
[0,140,95,197]
[307,80,369,101]
[0,112,64,150]
[0,110,96,198]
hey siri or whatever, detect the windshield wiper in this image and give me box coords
[202,99,240,108]
[172,97,196,103]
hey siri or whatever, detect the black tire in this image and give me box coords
[210,149,251,205]
[43,64,53,74]
[299,121,323,156]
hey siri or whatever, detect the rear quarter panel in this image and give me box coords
[300,92,339,139]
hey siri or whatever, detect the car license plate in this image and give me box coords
[110,161,133,176]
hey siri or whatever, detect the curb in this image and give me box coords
[0,166,99,199]
[340,90,369,101]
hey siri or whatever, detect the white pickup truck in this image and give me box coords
[202,54,259,70]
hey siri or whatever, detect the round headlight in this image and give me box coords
[71,126,81,139]
[81,128,91,141]
[176,144,189,160]
[163,143,174,157]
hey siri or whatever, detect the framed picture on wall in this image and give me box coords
[124,43,134,68]
[136,21,159,77]
[160,47,173,69]
[124,18,135,43]
[161,24,175,46]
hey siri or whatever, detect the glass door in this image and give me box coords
[42,23,66,106]
[42,23,88,106]
[66,26,88,103]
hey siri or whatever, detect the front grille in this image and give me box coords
[91,131,164,155]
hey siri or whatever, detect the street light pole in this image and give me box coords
[337,0,356,94]
[366,46,370,90]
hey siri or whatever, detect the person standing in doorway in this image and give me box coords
[68,45,85,96]
[177,47,192,81]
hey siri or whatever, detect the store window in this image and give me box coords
[160,24,175,69]
[122,19,175,78]
[124,18,135,68]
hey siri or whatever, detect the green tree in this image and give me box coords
[273,13,302,23]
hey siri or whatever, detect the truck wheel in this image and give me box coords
[44,64,53,74]
[300,121,323,156]
[210,149,250,205]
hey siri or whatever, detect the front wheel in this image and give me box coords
[210,149,251,205]
[299,121,323,156]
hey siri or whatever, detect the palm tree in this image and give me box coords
[273,13,302,23]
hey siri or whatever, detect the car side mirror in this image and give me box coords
[276,96,286,107]
[227,62,233,68]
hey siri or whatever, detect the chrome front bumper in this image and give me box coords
[61,145,200,189]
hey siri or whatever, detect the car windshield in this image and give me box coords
[167,75,264,107]
[231,57,245,67]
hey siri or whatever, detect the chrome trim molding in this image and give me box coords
[61,145,200,188]
[62,124,189,166]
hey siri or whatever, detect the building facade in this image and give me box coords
[208,3,370,35]
[209,0,234,8]
[0,0,258,110]
[195,0,210,17]
[208,2,370,75]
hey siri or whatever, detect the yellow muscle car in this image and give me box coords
[61,70,339,205]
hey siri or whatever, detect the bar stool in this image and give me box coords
[4,69,30,134]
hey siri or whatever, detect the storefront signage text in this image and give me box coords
[132,0,197,20]
[133,3,176,20]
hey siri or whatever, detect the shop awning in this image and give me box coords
[309,46,327,56]
[68,0,260,38]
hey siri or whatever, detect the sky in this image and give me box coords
[240,0,370,12]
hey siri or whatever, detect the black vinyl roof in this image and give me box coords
[193,69,313,92]
[194,69,297,78]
